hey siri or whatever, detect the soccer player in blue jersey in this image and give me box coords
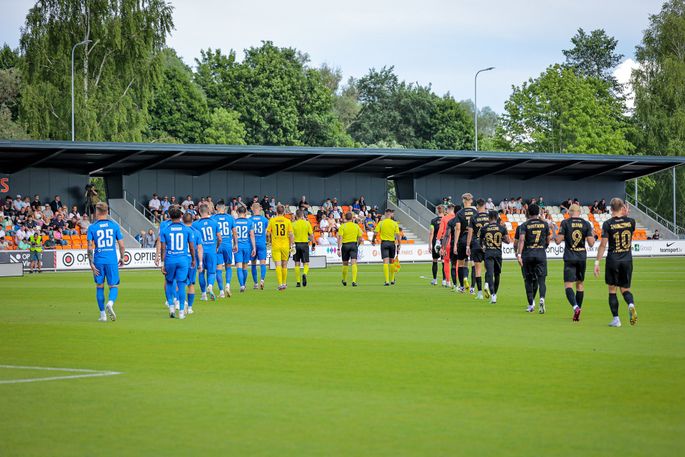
[234,206,256,293]
[193,204,221,301]
[160,207,196,319]
[87,202,126,322]
[183,212,203,314]
[156,211,176,309]
[213,200,238,298]
[249,203,269,289]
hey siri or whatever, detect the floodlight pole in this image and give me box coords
[673,166,677,229]
[71,39,92,142]
[474,67,495,151]
[634,179,638,205]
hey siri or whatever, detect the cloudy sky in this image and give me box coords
[0,0,662,111]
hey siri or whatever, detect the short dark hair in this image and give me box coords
[169,207,182,220]
[199,203,210,216]
[345,211,354,221]
[488,210,499,221]
[527,204,540,217]
[182,212,193,223]
[476,198,485,208]
[237,206,247,214]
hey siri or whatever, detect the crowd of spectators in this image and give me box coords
[1,194,92,250]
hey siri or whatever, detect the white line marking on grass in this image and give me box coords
[0,364,122,385]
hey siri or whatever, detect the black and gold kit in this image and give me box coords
[455,207,477,260]
[468,211,489,263]
[601,216,636,288]
[558,217,593,282]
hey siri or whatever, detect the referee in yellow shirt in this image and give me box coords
[292,210,315,287]
[372,208,401,286]
[266,204,294,291]
[338,212,364,286]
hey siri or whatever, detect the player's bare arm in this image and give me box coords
[117,239,126,267]
[594,238,608,277]
[232,227,238,253]
[189,241,196,269]
[87,239,99,276]
[250,231,256,258]
[466,226,473,256]
[160,241,167,275]
[197,243,204,272]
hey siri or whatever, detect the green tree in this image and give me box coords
[459,99,499,144]
[431,96,474,150]
[0,44,20,70]
[563,28,623,84]
[203,108,246,145]
[147,49,209,143]
[632,0,685,227]
[0,45,27,139]
[19,0,173,141]
[195,42,352,147]
[498,64,634,154]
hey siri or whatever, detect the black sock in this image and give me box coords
[494,274,500,293]
[538,277,546,299]
[457,266,464,287]
[565,287,577,307]
[451,263,457,286]
[576,291,584,308]
[609,293,619,317]
[475,277,482,291]
[531,278,538,302]
[432,262,438,280]
[442,262,446,280]
[471,266,476,283]
[622,291,634,306]
[525,277,535,305]
[462,267,469,286]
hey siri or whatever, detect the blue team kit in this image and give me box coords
[87,219,124,286]
[234,217,254,264]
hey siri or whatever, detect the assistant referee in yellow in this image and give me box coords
[292,209,315,287]
[338,211,364,286]
[372,208,401,286]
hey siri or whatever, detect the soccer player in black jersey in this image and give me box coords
[594,198,638,327]
[429,205,444,286]
[479,210,510,304]
[516,204,552,314]
[466,198,489,299]
[555,204,595,321]
[453,193,477,293]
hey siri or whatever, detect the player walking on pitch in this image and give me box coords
[429,205,444,285]
[193,204,222,301]
[517,204,551,313]
[373,208,401,286]
[160,207,196,319]
[267,204,294,291]
[594,198,638,327]
[479,210,510,303]
[234,206,256,293]
[555,204,595,321]
[183,212,203,314]
[213,200,238,298]
[292,210,315,287]
[250,203,269,289]
[87,202,125,322]
[453,193,477,293]
[338,211,364,286]
[437,204,455,287]
[466,198,489,299]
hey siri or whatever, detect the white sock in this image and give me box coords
[207,285,213,293]
[628,303,635,308]
[573,304,579,310]
[100,311,106,318]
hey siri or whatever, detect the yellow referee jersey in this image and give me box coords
[267,216,293,247]
[292,219,313,243]
[375,218,400,241]
[339,221,363,244]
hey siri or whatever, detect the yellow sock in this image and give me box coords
[352,264,358,282]
[303,264,309,275]
[342,265,348,281]
[295,265,301,283]
[390,267,396,282]
[383,263,389,283]
[275,266,282,285]
[282,266,288,284]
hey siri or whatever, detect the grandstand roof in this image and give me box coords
[1,140,684,181]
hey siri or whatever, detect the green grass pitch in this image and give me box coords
[1,258,684,456]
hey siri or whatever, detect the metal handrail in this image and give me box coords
[108,206,137,239]
[123,190,157,222]
[414,192,437,212]
[625,194,685,235]
[396,199,431,227]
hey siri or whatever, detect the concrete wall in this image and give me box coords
[122,170,388,207]
[411,175,624,206]
[2,169,88,209]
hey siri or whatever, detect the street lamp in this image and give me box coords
[474,66,495,151]
[71,39,92,142]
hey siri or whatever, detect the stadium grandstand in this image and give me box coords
[1,140,684,253]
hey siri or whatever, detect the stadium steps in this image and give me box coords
[387,200,429,243]
[108,198,157,248]
[626,201,681,239]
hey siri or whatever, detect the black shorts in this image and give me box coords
[431,240,441,260]
[456,239,469,261]
[605,258,633,288]
[470,241,484,263]
[484,253,502,275]
[341,242,358,262]
[380,241,396,259]
[563,260,587,282]
[293,242,310,263]
[522,255,547,278]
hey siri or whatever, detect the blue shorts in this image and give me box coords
[202,249,217,274]
[234,245,252,264]
[165,260,189,284]
[93,262,120,286]
[217,244,233,265]
[251,243,267,261]
[186,263,197,285]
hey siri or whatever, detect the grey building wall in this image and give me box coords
[411,175,624,206]
[123,170,387,207]
[3,168,88,208]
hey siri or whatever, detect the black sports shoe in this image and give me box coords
[302,274,307,287]
[390,281,395,285]
[384,282,390,286]
[352,282,358,287]
[342,280,347,286]
[296,282,301,288]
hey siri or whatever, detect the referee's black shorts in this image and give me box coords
[341,242,358,262]
[563,260,587,282]
[380,240,396,259]
[293,242,310,263]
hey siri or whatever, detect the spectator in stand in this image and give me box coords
[538,196,545,208]
[13,195,24,211]
[590,200,599,214]
[652,229,660,240]
[331,205,341,222]
[50,212,67,232]
[144,229,156,248]
[77,215,91,233]
[17,238,30,250]
[298,195,310,214]
[0,225,5,240]
[66,216,79,235]
[67,205,80,220]
[53,228,67,246]
[322,198,333,212]
[236,196,247,209]
[160,196,171,215]
[269,197,276,214]
[135,230,145,246]
[30,194,42,211]
[365,214,376,232]
[148,193,161,221]
[42,232,56,249]
[359,196,367,210]
[50,195,64,213]
[485,198,495,211]
[319,215,330,234]
[352,199,361,213]
[597,199,607,212]
[182,195,194,210]
[0,236,9,250]
[186,204,197,218]
[499,198,509,214]
[85,184,99,217]
[560,198,572,214]
[169,196,178,208]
